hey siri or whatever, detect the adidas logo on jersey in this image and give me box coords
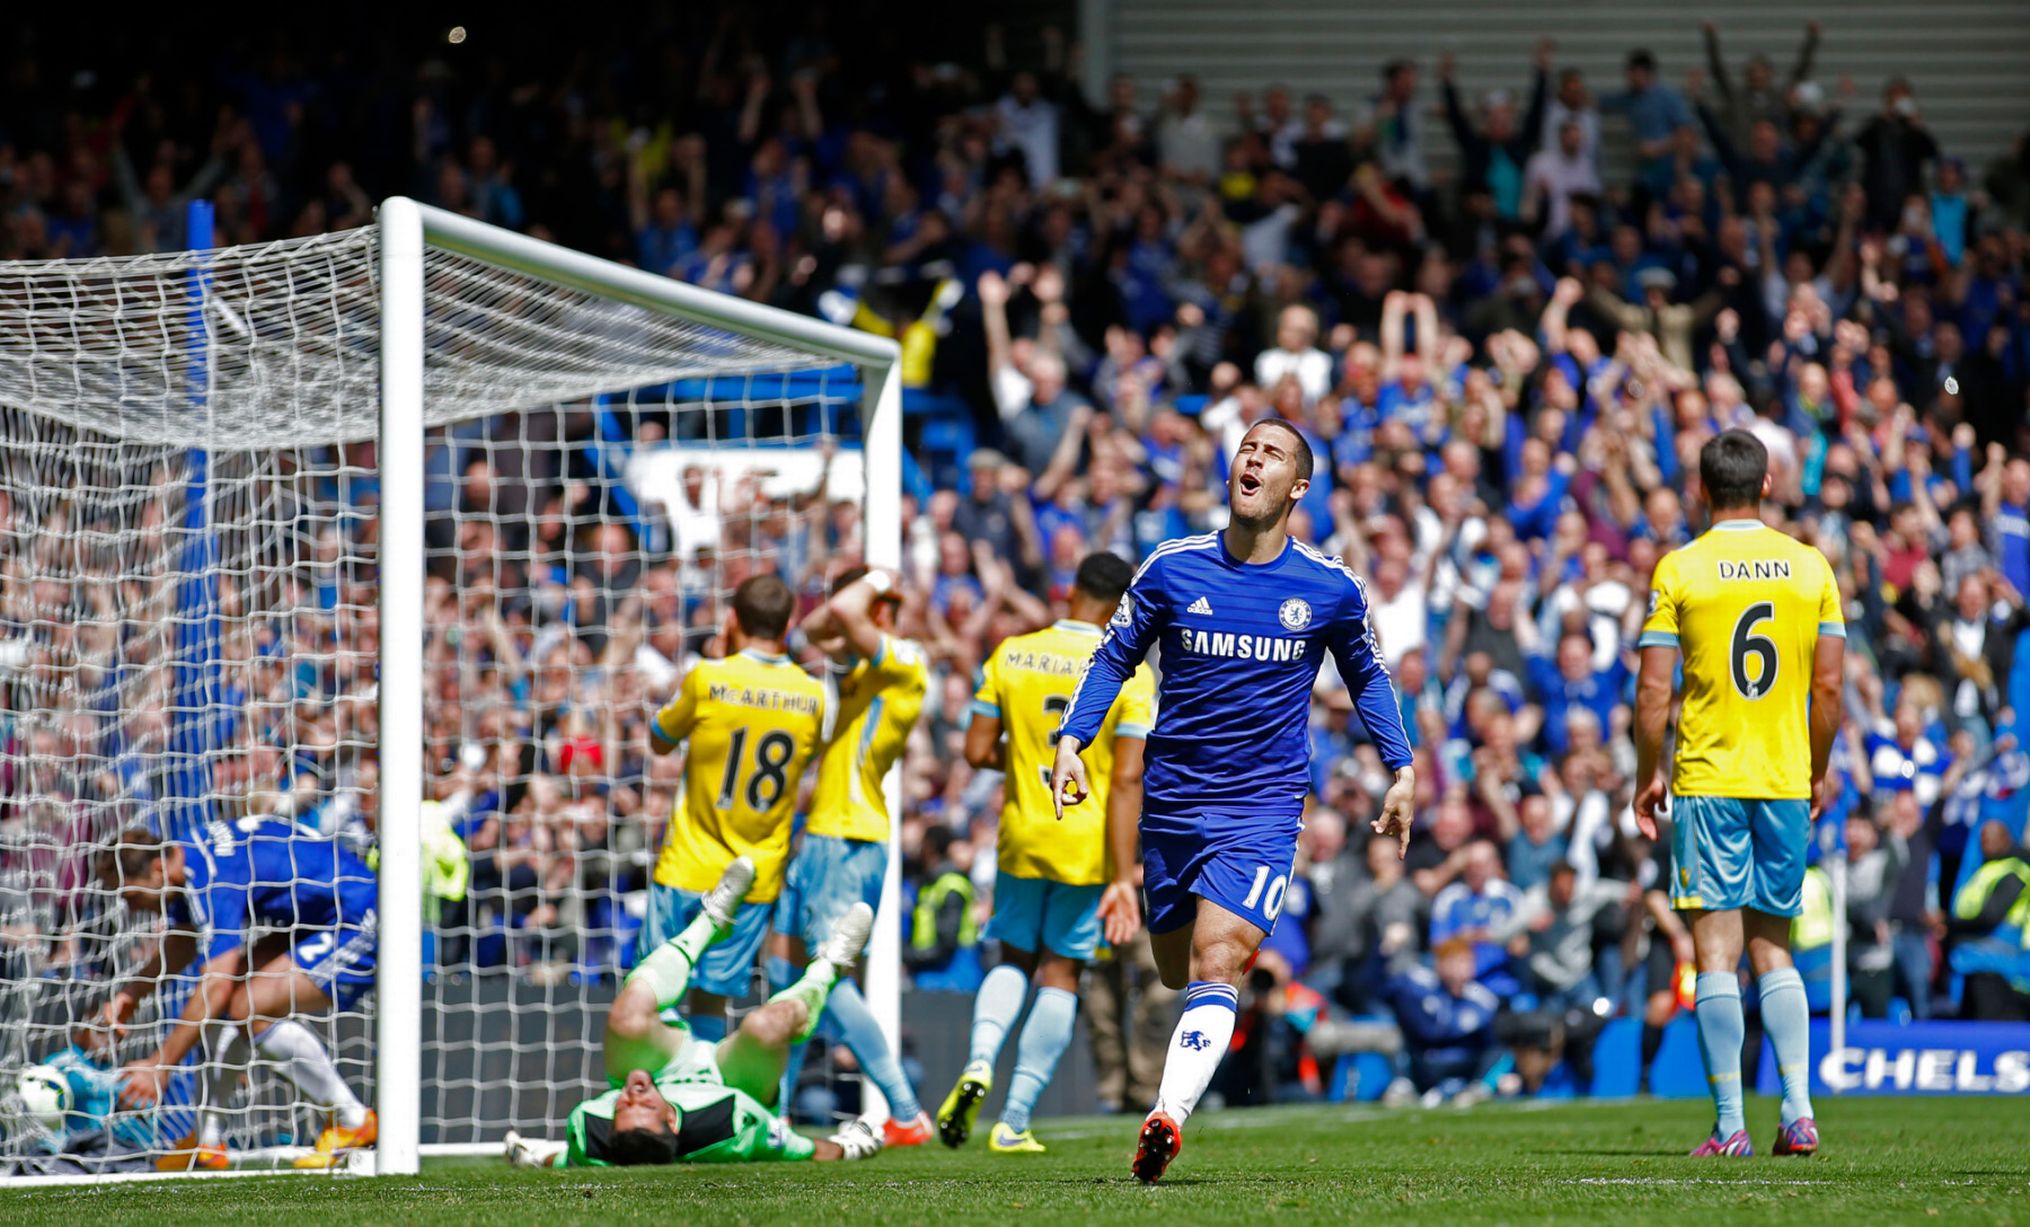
[1186,597,1213,615]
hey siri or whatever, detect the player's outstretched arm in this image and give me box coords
[82,927,197,1056]
[118,945,247,1109]
[1056,560,1166,768]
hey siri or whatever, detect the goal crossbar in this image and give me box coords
[372,198,904,1176]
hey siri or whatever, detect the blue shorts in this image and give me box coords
[293,914,377,1012]
[984,871,1103,962]
[646,882,771,998]
[1670,795,1811,917]
[1142,812,1302,937]
[773,833,886,950]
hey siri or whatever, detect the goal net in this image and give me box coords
[0,199,902,1178]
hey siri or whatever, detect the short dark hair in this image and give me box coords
[1627,49,1657,73]
[1549,860,1579,881]
[1699,429,1769,510]
[101,827,165,887]
[607,1121,681,1166]
[1248,418,1314,483]
[1073,552,1135,606]
[922,823,956,862]
[731,575,796,640]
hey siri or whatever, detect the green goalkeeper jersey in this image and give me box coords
[562,1035,814,1166]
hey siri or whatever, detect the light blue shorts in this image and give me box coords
[984,871,1103,962]
[645,882,771,998]
[1670,795,1811,918]
[773,833,887,950]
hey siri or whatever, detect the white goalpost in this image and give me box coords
[0,198,904,1180]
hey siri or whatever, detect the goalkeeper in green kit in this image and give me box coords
[505,858,882,1167]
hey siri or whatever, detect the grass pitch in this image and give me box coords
[6,1096,2027,1226]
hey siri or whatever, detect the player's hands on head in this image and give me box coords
[1371,765,1416,859]
[1050,737,1090,821]
[1098,879,1143,945]
[1634,774,1668,840]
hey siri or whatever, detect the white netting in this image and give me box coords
[0,227,830,449]
[0,220,878,1173]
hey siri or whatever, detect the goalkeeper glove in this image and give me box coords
[504,1129,565,1169]
[826,1118,884,1161]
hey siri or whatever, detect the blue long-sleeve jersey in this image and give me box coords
[1058,532,1414,818]
[168,816,378,964]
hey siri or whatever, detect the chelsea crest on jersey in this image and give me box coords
[1059,533,1413,816]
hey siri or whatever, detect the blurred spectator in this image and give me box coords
[1381,937,1501,1107]
[1947,822,2030,1020]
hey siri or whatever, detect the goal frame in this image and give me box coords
[374,197,905,1175]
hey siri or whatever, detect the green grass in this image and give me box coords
[6,1097,2028,1226]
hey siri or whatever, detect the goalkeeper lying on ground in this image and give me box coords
[505,857,882,1167]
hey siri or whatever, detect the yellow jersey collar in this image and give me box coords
[1055,619,1102,635]
[1712,519,1764,531]
[739,647,790,665]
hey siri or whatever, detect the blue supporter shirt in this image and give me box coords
[1996,500,2030,598]
[168,817,378,964]
[1057,532,1413,818]
[1383,965,1499,1066]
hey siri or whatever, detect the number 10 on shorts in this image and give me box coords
[1242,865,1288,923]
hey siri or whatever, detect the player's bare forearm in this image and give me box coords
[824,570,893,661]
[1809,635,1845,785]
[149,949,245,1074]
[112,928,194,1008]
[1374,764,1416,857]
[963,712,1004,770]
[1050,735,1092,820]
[1632,647,1676,798]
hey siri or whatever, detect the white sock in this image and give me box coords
[254,1020,368,1130]
[198,1024,251,1146]
[1150,981,1238,1126]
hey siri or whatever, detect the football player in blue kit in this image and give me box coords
[95,820,380,1170]
[1053,417,1416,1183]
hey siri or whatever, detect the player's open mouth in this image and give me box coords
[1238,473,1262,495]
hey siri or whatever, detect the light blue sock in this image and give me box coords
[1758,967,1815,1126]
[968,963,1030,1067]
[824,977,923,1120]
[765,956,806,1111]
[1000,986,1077,1134]
[1694,972,1747,1137]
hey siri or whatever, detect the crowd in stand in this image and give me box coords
[5,9,2030,1107]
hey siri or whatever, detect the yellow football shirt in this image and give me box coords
[972,620,1158,886]
[806,634,929,843]
[651,649,827,902]
[1637,519,1844,800]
